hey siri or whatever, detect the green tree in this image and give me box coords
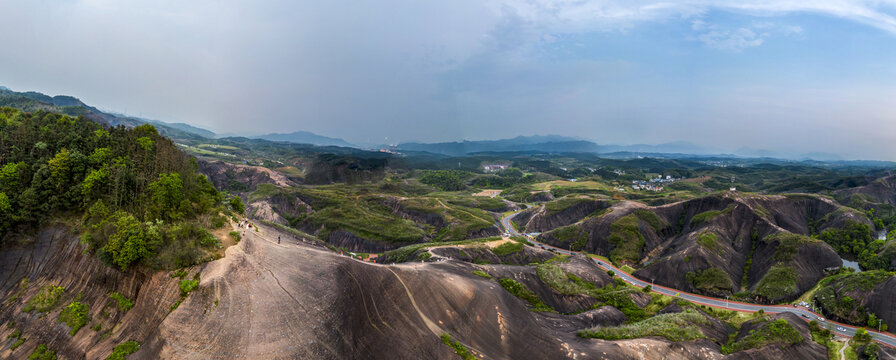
[88,147,112,165]
[853,328,872,343]
[0,162,23,193]
[229,196,244,214]
[136,137,154,152]
[47,149,72,186]
[81,167,109,202]
[149,173,184,220]
[0,192,12,233]
[102,213,149,270]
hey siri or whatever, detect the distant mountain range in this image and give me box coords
[250,131,355,147]
[397,136,729,157]
[0,86,879,161]
[0,86,355,148]
[0,86,213,141]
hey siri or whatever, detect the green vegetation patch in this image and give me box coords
[536,263,595,296]
[536,262,648,320]
[578,309,707,341]
[813,270,893,329]
[763,232,821,262]
[23,285,64,313]
[106,341,140,360]
[690,204,735,226]
[498,278,554,312]
[440,333,476,360]
[418,170,471,191]
[380,238,497,263]
[7,328,24,350]
[696,232,722,255]
[544,197,591,214]
[28,344,57,360]
[686,267,733,294]
[633,209,667,231]
[179,278,199,297]
[109,292,134,312]
[608,214,645,264]
[721,319,803,354]
[228,231,241,243]
[58,300,90,336]
[491,241,523,256]
[753,264,798,301]
[472,270,492,279]
[549,224,589,251]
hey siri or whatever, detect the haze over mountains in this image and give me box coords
[0,85,881,162]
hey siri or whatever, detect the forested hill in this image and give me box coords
[0,107,227,270]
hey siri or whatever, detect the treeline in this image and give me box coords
[0,107,224,270]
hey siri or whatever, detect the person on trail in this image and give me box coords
[278,236,280,244]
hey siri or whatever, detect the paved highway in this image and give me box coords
[499,211,896,348]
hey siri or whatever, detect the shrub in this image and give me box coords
[179,279,199,297]
[492,241,523,256]
[109,292,134,312]
[7,328,24,350]
[28,344,56,360]
[853,328,872,343]
[229,196,244,214]
[23,285,65,313]
[753,265,798,301]
[690,204,734,226]
[472,270,492,279]
[440,333,475,360]
[58,300,90,336]
[633,209,667,231]
[498,278,554,312]
[578,309,707,341]
[416,252,432,261]
[686,267,732,293]
[106,341,140,360]
[228,231,241,243]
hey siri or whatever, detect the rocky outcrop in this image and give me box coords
[539,193,856,302]
[835,174,896,207]
[198,159,296,193]
[0,225,186,360]
[516,199,613,233]
[724,313,828,360]
[429,244,555,265]
[325,230,404,253]
[0,223,833,359]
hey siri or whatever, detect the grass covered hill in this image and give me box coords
[0,107,225,270]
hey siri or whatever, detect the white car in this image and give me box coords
[837,327,845,332]
[818,317,826,322]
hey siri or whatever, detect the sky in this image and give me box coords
[1,1,895,159]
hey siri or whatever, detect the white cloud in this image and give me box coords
[698,28,764,51]
[489,0,896,35]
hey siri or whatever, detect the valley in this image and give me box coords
[1,105,895,359]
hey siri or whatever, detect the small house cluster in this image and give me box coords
[631,175,677,191]
[482,164,508,172]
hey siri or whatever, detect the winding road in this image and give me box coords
[499,211,896,349]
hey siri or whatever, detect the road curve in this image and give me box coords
[499,211,896,348]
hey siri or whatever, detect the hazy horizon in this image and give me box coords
[1,1,895,160]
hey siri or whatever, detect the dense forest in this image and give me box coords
[0,107,226,270]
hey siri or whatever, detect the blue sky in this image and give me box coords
[1,1,895,159]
